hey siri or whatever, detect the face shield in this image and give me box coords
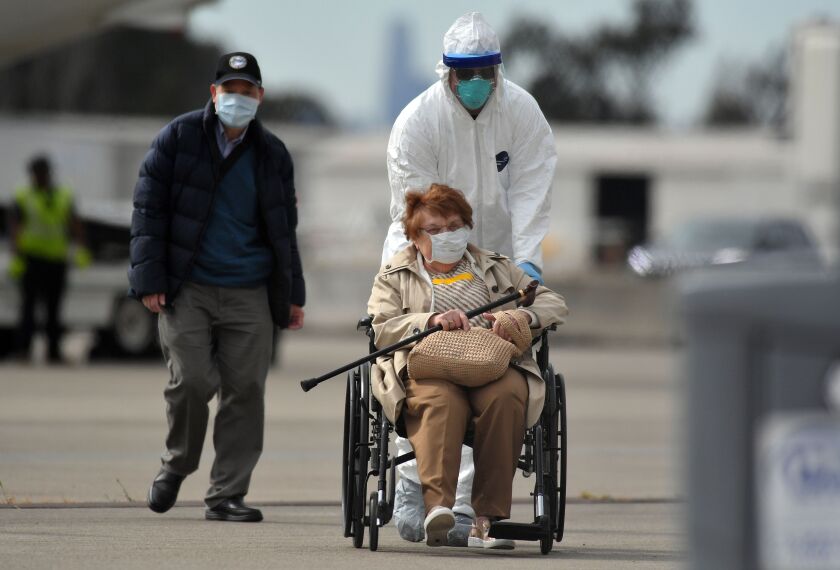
[451,66,497,82]
[440,13,503,111]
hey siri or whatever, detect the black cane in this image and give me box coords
[299,281,538,392]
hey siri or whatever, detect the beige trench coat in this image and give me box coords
[367,244,568,428]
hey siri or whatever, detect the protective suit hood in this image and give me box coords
[441,12,501,64]
[435,11,505,100]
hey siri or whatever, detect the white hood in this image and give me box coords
[435,11,504,87]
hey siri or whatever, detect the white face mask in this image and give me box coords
[215,92,259,128]
[427,227,470,263]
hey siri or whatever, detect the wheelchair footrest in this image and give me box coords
[488,516,551,541]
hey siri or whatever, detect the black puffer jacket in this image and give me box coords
[128,100,305,328]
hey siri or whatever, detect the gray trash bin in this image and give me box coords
[680,268,840,570]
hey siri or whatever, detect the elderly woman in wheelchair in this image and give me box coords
[367,183,568,548]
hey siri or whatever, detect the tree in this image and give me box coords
[504,0,694,124]
[702,48,787,130]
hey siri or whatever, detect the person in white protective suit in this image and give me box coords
[382,12,557,546]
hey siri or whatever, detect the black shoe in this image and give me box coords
[205,497,263,522]
[147,468,185,514]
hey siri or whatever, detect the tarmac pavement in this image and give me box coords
[0,331,685,568]
[0,502,683,569]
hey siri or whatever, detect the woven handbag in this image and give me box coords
[407,310,533,387]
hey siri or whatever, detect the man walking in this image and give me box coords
[128,52,305,522]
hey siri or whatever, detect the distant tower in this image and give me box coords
[385,18,430,124]
[792,22,840,257]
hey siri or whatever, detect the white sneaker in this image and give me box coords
[467,536,516,550]
[468,517,516,550]
[423,506,455,547]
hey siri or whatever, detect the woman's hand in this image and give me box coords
[482,311,532,342]
[429,309,471,331]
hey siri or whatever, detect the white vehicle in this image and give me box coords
[0,202,157,358]
[0,248,158,358]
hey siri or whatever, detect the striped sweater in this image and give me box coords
[428,258,492,328]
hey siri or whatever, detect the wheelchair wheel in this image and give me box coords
[343,366,370,549]
[354,364,372,548]
[540,531,553,554]
[556,372,568,542]
[368,492,379,551]
[342,371,355,538]
[537,365,568,552]
[536,366,555,554]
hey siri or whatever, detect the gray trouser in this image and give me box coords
[157,281,274,507]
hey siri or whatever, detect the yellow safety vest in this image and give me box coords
[14,185,74,262]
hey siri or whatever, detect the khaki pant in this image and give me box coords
[157,281,274,508]
[403,367,528,519]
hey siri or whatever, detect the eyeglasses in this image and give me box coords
[422,223,465,236]
[453,66,496,81]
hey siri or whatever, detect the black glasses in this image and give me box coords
[421,223,465,236]
[453,66,496,81]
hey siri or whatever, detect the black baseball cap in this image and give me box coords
[215,52,262,86]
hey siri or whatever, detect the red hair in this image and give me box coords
[402,184,474,241]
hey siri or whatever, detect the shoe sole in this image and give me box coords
[425,512,455,547]
[205,511,263,523]
[467,536,515,550]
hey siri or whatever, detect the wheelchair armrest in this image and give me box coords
[357,315,373,332]
[530,323,557,347]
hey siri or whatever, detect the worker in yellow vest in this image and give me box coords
[9,155,89,362]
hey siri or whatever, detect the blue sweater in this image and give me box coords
[189,147,273,287]
[129,100,305,328]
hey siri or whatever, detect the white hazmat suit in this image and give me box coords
[382,12,557,542]
[382,13,557,268]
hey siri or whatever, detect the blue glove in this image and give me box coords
[518,261,544,285]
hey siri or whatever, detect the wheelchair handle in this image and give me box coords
[299,281,539,392]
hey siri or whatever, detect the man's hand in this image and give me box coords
[8,255,25,280]
[288,304,304,330]
[142,293,167,313]
[74,246,92,269]
[428,309,470,331]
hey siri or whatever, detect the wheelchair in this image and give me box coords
[341,317,567,554]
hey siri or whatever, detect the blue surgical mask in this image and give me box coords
[215,92,259,128]
[456,77,493,111]
[428,227,470,263]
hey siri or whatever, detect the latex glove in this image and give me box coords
[74,246,92,269]
[8,255,26,280]
[517,261,544,285]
